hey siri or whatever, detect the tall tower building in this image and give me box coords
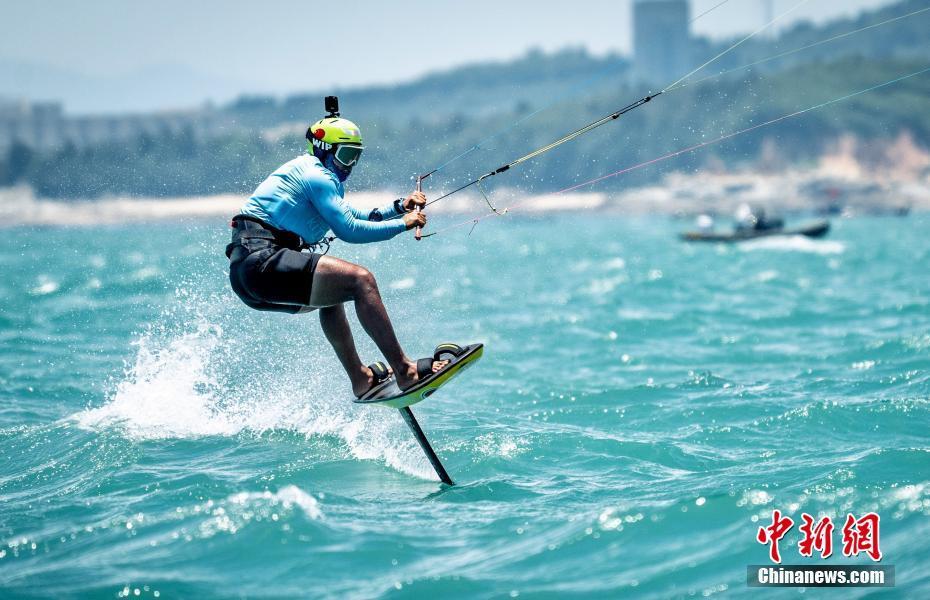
[633,0,691,85]
[762,0,776,38]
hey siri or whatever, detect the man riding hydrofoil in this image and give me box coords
[226,97,453,399]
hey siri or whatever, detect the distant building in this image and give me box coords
[633,0,692,86]
[0,97,225,155]
[0,99,66,152]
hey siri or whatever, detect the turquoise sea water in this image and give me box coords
[1,212,928,598]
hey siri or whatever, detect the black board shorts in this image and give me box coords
[226,217,323,314]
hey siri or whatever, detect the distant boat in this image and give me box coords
[680,219,831,242]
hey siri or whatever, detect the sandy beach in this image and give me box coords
[2,164,928,228]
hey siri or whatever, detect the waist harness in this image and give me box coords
[225,215,311,260]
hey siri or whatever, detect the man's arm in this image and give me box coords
[347,192,426,223]
[365,198,406,222]
[366,191,428,222]
[309,179,406,243]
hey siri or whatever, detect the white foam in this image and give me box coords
[740,236,845,255]
[227,486,323,520]
[470,432,525,459]
[75,323,243,438]
[603,257,627,271]
[130,266,162,282]
[73,318,438,481]
[753,269,779,282]
[31,275,60,296]
[616,307,674,321]
[389,277,416,290]
[584,275,628,296]
[190,486,323,539]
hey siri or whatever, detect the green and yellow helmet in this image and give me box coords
[306,116,364,169]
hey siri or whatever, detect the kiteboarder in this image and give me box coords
[225,97,450,399]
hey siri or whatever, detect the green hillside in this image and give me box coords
[3,0,929,199]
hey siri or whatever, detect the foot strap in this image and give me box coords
[369,361,391,383]
[415,343,465,378]
[415,357,434,379]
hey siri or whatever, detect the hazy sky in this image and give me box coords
[0,0,897,112]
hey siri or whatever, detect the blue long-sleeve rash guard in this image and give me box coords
[239,154,406,244]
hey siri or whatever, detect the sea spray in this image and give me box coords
[75,285,438,480]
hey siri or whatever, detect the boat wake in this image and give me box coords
[739,235,845,254]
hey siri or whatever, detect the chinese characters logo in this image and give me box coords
[757,511,882,563]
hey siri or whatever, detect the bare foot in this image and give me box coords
[396,359,450,391]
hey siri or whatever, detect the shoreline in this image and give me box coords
[1,168,928,227]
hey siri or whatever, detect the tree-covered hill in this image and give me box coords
[2,0,929,199]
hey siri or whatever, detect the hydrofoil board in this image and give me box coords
[354,343,483,409]
[353,343,483,485]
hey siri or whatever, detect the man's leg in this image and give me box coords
[319,304,384,398]
[309,255,445,390]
